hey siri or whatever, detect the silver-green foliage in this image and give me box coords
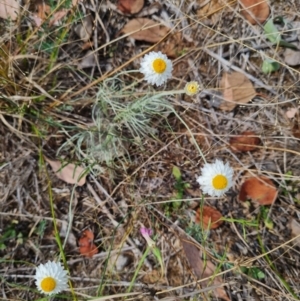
[58,73,173,171]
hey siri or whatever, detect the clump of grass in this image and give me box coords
[58,72,174,173]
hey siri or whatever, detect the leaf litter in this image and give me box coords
[120,18,170,43]
[239,175,278,205]
[44,156,87,186]
[229,131,261,152]
[0,0,19,20]
[239,0,269,25]
[181,239,230,301]
[195,205,224,230]
[78,229,98,257]
[219,72,256,111]
[2,0,300,300]
[117,0,144,15]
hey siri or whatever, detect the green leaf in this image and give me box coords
[248,267,266,280]
[260,206,274,230]
[264,19,281,44]
[152,246,164,277]
[263,18,298,50]
[262,59,280,74]
[278,40,299,50]
[172,166,182,181]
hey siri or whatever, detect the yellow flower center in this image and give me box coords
[41,277,56,293]
[212,174,228,190]
[152,58,167,74]
[185,81,200,95]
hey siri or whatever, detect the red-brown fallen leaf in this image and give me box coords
[239,176,278,205]
[117,0,144,14]
[78,229,98,258]
[239,0,270,25]
[181,239,230,301]
[195,205,223,229]
[219,72,256,111]
[229,131,261,152]
[120,18,170,43]
[45,156,87,186]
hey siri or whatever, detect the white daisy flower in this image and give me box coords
[196,159,234,197]
[34,261,68,295]
[139,51,173,86]
[184,81,200,96]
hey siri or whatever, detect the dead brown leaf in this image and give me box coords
[195,205,223,230]
[292,119,300,139]
[36,2,51,21]
[197,0,228,24]
[156,31,187,58]
[239,176,278,205]
[78,229,98,258]
[181,239,230,301]
[142,269,161,284]
[49,9,69,26]
[239,0,270,25]
[0,0,19,20]
[120,18,170,43]
[45,156,87,186]
[289,219,300,246]
[78,50,97,68]
[74,15,93,42]
[117,0,144,14]
[229,131,261,152]
[32,3,69,27]
[284,43,300,66]
[219,72,256,111]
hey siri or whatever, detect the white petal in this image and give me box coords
[196,160,234,197]
[139,51,173,86]
[35,261,69,295]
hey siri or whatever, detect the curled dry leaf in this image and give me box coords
[219,72,256,111]
[120,18,170,43]
[0,0,19,20]
[78,229,98,257]
[181,239,230,301]
[229,131,261,152]
[239,0,270,25]
[239,176,278,205]
[45,156,87,186]
[117,0,144,14]
[195,205,223,230]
